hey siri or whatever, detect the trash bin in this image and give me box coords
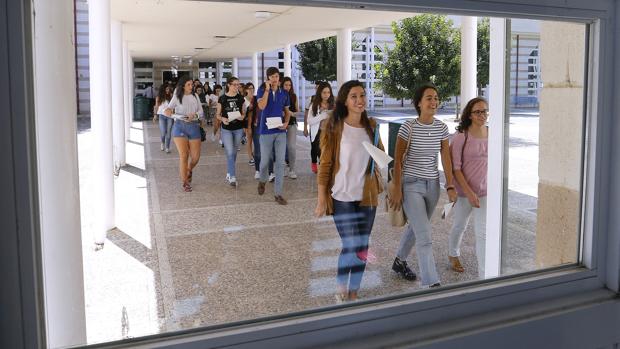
[387,119,408,177]
[133,96,150,121]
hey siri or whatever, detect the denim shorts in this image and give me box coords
[172,120,201,140]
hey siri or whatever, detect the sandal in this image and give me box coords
[448,256,465,273]
[183,182,192,192]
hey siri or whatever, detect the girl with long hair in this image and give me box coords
[281,77,299,179]
[447,97,489,277]
[315,80,384,302]
[304,81,334,173]
[154,83,174,153]
[217,76,246,186]
[388,84,457,288]
[243,82,257,172]
[164,76,204,192]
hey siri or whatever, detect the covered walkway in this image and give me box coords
[78,114,535,344]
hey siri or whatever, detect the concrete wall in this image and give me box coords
[535,21,585,267]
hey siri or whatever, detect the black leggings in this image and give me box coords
[311,129,321,164]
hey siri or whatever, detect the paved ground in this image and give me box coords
[77,110,538,344]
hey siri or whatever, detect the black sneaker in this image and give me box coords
[392,257,417,281]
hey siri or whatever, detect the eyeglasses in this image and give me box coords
[471,109,489,116]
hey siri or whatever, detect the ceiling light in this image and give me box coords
[255,11,272,19]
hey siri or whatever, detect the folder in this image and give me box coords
[362,141,393,169]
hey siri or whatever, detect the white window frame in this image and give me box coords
[2,0,619,348]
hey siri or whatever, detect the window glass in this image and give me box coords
[43,3,589,347]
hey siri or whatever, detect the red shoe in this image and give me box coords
[311,163,318,173]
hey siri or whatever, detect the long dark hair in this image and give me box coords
[330,80,372,135]
[281,77,297,111]
[457,97,488,133]
[413,83,439,116]
[311,81,334,115]
[157,83,172,103]
[175,76,192,104]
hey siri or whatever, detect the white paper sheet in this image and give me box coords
[227,111,242,122]
[441,202,455,219]
[266,117,283,129]
[362,141,393,169]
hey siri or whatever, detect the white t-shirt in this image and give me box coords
[156,99,170,115]
[331,123,371,202]
[397,118,449,179]
[307,107,330,142]
[167,93,203,121]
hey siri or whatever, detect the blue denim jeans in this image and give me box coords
[158,114,173,149]
[259,133,286,195]
[252,129,273,173]
[221,128,244,177]
[396,176,441,286]
[332,199,377,292]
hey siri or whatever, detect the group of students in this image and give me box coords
[314,82,488,302]
[154,68,488,302]
[153,67,324,205]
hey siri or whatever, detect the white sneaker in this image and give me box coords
[225,173,230,182]
[269,173,276,182]
[160,143,164,151]
[254,171,260,180]
[288,171,297,179]
[228,176,237,186]
[165,148,170,153]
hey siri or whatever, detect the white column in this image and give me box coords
[232,57,239,78]
[370,27,376,110]
[111,20,125,169]
[284,44,292,77]
[122,40,131,141]
[32,0,86,347]
[460,16,478,105]
[89,0,115,244]
[216,61,224,85]
[337,28,352,88]
[486,18,509,279]
[252,52,259,88]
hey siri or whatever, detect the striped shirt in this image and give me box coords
[397,118,449,179]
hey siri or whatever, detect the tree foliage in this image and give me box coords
[296,37,337,83]
[376,15,461,101]
[477,18,490,92]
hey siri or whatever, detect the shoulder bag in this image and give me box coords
[386,121,414,227]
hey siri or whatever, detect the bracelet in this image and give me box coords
[445,185,455,191]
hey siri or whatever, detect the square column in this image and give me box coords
[284,44,292,77]
[460,16,478,103]
[89,0,115,244]
[337,28,352,87]
[32,0,86,347]
[252,52,259,88]
[111,19,125,169]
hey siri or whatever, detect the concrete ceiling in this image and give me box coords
[111,0,419,60]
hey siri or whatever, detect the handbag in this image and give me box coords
[386,121,414,227]
[200,126,206,142]
[363,125,384,204]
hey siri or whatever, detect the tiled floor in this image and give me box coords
[79,118,537,345]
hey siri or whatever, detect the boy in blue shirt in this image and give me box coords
[256,67,291,205]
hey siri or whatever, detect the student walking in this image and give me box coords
[315,80,384,302]
[447,97,489,278]
[217,76,246,186]
[388,84,457,288]
[304,81,334,174]
[154,83,174,153]
[281,77,299,179]
[256,67,291,205]
[164,76,204,192]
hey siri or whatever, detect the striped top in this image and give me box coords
[397,118,450,179]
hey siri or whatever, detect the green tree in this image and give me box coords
[376,14,461,102]
[296,37,337,83]
[477,18,490,94]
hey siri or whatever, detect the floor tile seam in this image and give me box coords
[142,121,180,332]
[161,211,390,238]
[153,197,318,214]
